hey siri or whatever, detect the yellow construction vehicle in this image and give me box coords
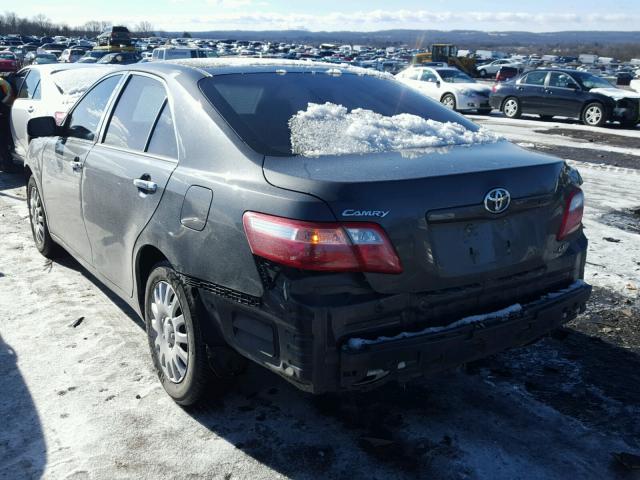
[412,44,477,76]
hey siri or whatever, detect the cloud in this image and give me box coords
[19,7,640,32]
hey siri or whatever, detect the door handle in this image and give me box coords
[133,178,157,194]
[71,157,82,172]
[516,86,524,91]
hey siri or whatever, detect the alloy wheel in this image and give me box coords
[585,106,603,126]
[442,95,455,109]
[29,186,46,248]
[504,99,518,117]
[150,281,189,383]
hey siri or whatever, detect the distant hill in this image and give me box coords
[175,29,640,48]
[168,29,640,59]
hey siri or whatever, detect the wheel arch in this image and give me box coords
[135,244,171,315]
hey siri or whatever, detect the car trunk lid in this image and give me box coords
[263,141,567,295]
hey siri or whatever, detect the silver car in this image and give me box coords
[9,64,114,165]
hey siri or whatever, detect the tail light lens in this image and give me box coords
[243,212,402,274]
[54,111,66,126]
[557,189,584,240]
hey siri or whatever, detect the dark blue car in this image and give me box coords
[490,69,640,128]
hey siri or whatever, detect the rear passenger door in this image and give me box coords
[10,69,42,158]
[515,71,548,113]
[82,73,179,295]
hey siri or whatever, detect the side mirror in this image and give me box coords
[27,116,58,141]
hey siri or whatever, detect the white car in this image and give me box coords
[9,64,115,165]
[396,66,493,113]
[477,59,522,78]
[630,76,640,94]
[59,48,86,63]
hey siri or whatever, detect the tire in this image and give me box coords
[479,69,487,78]
[144,262,214,406]
[582,102,606,127]
[502,97,522,119]
[477,108,492,115]
[539,115,554,121]
[27,176,60,258]
[441,93,457,110]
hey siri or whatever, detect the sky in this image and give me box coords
[20,0,640,32]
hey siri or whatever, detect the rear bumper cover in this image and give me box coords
[199,276,591,394]
[340,281,590,389]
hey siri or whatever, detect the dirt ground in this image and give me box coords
[1,116,640,479]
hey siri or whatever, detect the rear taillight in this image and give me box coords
[54,111,66,126]
[557,189,584,240]
[242,212,402,274]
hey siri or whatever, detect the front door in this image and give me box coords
[540,72,584,118]
[41,74,123,262]
[82,74,178,294]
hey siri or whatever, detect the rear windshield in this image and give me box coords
[200,72,479,156]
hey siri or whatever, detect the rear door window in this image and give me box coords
[18,70,41,100]
[146,102,178,158]
[66,75,122,141]
[520,71,547,86]
[103,75,167,151]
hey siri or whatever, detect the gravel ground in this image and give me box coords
[1,118,640,479]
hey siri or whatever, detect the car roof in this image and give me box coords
[118,58,395,80]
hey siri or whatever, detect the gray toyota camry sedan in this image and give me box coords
[24,59,590,405]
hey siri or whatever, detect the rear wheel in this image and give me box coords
[502,97,522,119]
[582,102,606,127]
[441,93,456,110]
[145,262,216,406]
[27,176,60,258]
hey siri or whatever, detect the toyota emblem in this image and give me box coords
[484,188,511,214]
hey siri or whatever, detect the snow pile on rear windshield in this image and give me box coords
[289,102,501,157]
[52,67,115,104]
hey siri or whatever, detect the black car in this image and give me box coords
[96,26,132,47]
[490,69,640,128]
[24,59,590,405]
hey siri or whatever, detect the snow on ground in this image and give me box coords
[467,113,640,158]
[570,161,640,295]
[289,102,501,156]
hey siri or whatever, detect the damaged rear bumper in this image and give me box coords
[340,281,591,389]
[199,277,591,394]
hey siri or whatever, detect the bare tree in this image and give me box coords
[135,21,155,36]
